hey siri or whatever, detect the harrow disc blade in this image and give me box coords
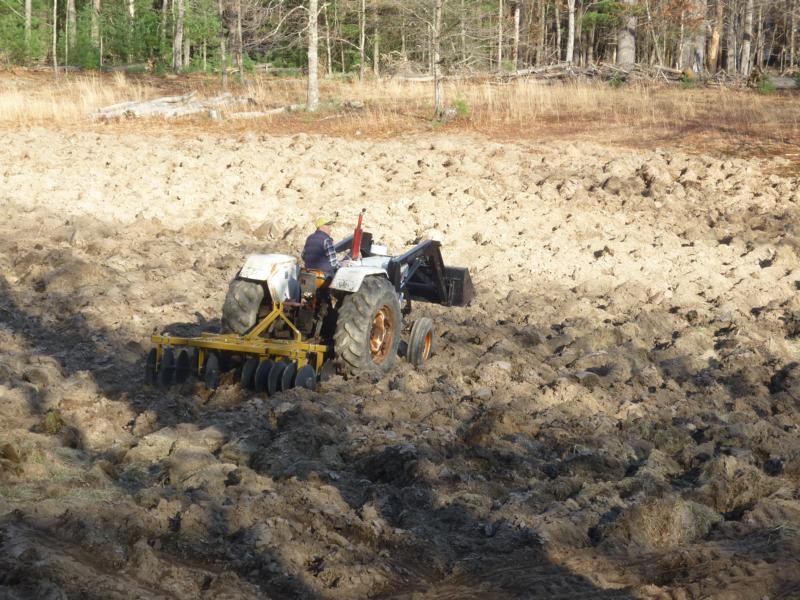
[145,349,157,386]
[157,348,175,387]
[187,347,199,376]
[267,361,288,396]
[204,353,220,390]
[280,362,297,392]
[254,359,274,393]
[319,360,336,382]
[295,364,317,390]
[175,349,191,384]
[241,357,259,390]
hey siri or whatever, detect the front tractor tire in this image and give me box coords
[334,277,402,377]
[222,279,264,335]
[407,317,435,366]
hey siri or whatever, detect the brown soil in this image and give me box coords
[1,128,800,599]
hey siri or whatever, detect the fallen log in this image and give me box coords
[91,92,256,120]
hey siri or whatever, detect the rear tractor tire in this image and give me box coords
[407,317,435,366]
[222,279,265,335]
[333,277,402,377]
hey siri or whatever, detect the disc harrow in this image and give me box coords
[148,302,330,394]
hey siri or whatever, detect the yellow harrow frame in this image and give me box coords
[151,303,329,375]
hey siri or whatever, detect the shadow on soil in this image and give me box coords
[1,265,798,597]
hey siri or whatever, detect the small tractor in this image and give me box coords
[146,211,473,394]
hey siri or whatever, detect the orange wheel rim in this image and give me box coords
[370,305,395,363]
[423,331,432,359]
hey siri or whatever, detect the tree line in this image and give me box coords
[0,0,796,77]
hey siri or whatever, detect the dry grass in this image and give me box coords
[1,69,799,160]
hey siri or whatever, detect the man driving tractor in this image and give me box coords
[302,216,341,277]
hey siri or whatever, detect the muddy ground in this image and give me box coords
[0,128,799,599]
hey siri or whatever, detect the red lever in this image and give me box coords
[351,208,366,260]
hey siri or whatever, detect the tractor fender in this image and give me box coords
[330,267,388,293]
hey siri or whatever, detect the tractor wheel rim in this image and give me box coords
[423,331,432,359]
[370,305,394,362]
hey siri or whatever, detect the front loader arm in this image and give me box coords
[387,240,474,307]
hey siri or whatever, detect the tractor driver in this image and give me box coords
[302,216,341,277]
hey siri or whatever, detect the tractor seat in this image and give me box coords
[299,268,329,293]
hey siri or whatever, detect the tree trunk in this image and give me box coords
[792,0,797,68]
[433,0,444,118]
[512,1,520,68]
[726,0,736,72]
[91,0,101,47]
[52,0,57,74]
[460,0,466,62]
[236,0,243,81]
[67,0,76,49]
[555,1,561,62]
[576,3,583,65]
[25,0,31,46]
[359,0,366,81]
[537,0,545,65]
[682,0,706,73]
[324,3,333,75]
[741,0,753,75]
[617,0,637,67]
[708,0,723,70]
[373,0,379,78]
[127,0,135,62]
[401,18,406,59]
[160,0,170,60]
[755,2,764,68]
[566,0,576,63]
[497,0,503,70]
[173,0,184,71]
[218,0,227,89]
[308,0,320,111]
[334,0,344,73]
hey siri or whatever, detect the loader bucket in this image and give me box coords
[444,266,474,307]
[386,240,474,307]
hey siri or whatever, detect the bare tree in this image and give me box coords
[91,0,101,47]
[433,0,444,117]
[173,0,185,70]
[726,0,737,72]
[308,0,320,111]
[708,0,723,70]
[52,0,57,74]
[617,0,637,67]
[373,0,380,77]
[512,0,520,69]
[24,0,31,47]
[741,0,754,74]
[792,0,797,67]
[359,0,366,80]
[236,0,243,80]
[497,0,503,69]
[218,0,228,88]
[681,0,706,73]
[566,0,576,63]
[67,0,76,50]
[324,3,333,75]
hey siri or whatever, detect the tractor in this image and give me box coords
[146,211,473,394]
